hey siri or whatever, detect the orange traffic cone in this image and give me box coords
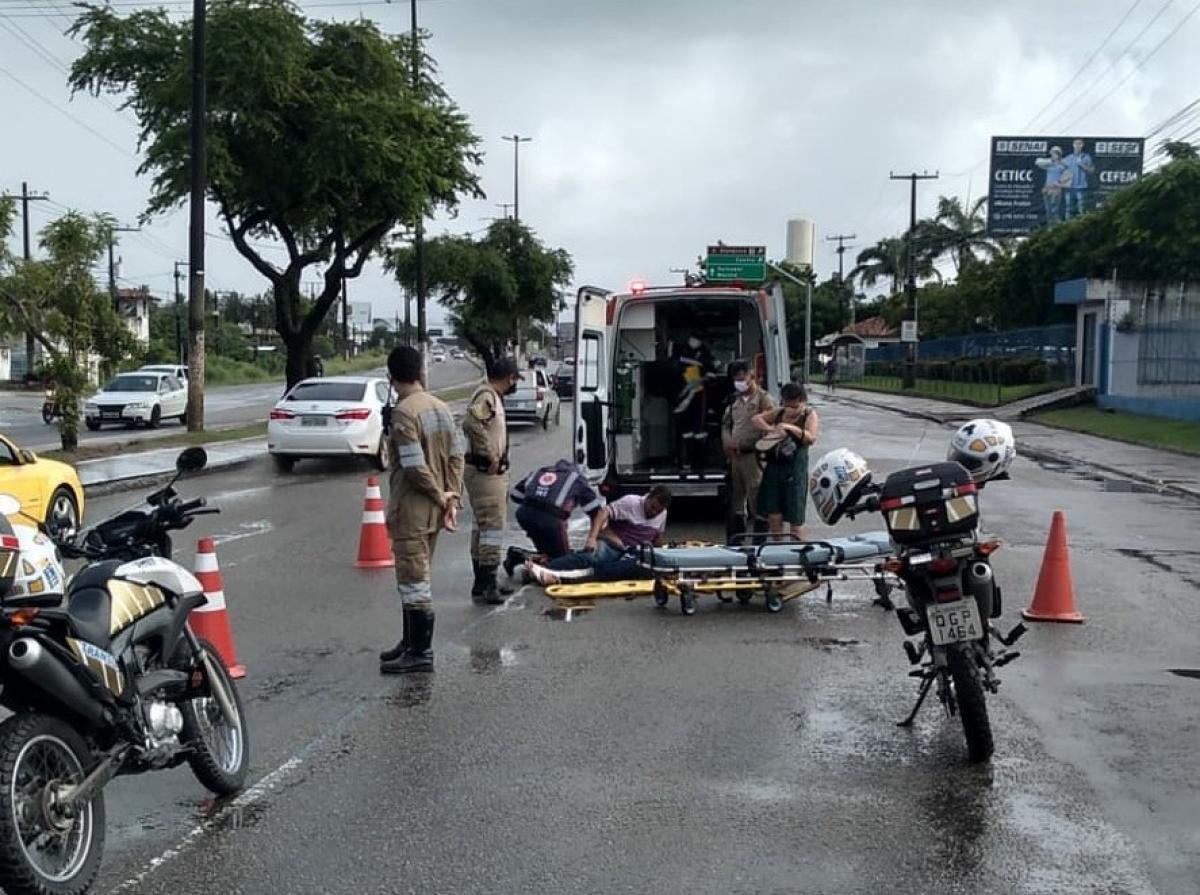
[1022,510,1084,623]
[191,538,247,678]
[355,476,395,569]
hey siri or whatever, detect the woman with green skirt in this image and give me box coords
[752,383,821,541]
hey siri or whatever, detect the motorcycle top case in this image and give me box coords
[879,461,979,546]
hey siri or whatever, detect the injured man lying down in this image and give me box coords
[524,487,672,587]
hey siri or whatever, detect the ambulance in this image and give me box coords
[572,280,791,498]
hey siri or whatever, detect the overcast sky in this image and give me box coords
[2,0,1198,324]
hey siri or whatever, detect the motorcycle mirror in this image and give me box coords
[0,494,23,517]
[176,446,208,474]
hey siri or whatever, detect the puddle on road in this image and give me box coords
[468,645,525,674]
[803,636,863,650]
[385,676,433,707]
[1099,479,1161,494]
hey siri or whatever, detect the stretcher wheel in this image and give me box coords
[680,587,697,616]
[653,580,669,608]
[736,593,753,605]
[765,591,784,613]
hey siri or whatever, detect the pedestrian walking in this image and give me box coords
[379,346,464,675]
[507,459,606,571]
[462,357,522,604]
[824,355,837,392]
[721,360,775,542]
[753,383,820,542]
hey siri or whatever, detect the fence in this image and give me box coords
[1139,321,1200,386]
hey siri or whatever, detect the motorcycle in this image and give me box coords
[0,446,248,894]
[41,387,62,425]
[831,452,1026,763]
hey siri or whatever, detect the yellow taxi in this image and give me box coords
[0,433,85,532]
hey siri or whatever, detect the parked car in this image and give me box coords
[267,376,394,472]
[140,363,189,382]
[553,366,575,399]
[504,367,560,429]
[0,434,84,532]
[83,371,188,430]
[451,348,466,359]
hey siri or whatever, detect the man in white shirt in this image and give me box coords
[525,487,671,586]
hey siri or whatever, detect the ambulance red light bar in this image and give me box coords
[629,279,647,295]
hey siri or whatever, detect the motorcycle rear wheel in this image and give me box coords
[947,646,994,763]
[180,639,249,796]
[0,713,104,895]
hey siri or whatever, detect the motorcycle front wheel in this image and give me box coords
[40,404,54,425]
[0,713,104,895]
[947,645,994,763]
[180,639,249,796]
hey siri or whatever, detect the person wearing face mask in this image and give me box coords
[721,360,775,541]
[672,331,716,469]
[461,357,521,605]
[752,382,820,541]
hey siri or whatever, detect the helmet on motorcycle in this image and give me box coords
[947,419,1016,483]
[809,448,873,525]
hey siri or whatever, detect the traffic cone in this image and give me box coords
[355,476,395,569]
[191,538,247,678]
[1022,510,1084,623]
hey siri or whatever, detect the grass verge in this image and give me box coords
[44,423,266,464]
[843,376,1060,407]
[1030,406,1200,456]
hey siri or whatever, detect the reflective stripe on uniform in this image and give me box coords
[554,471,580,507]
[397,581,432,606]
[420,408,455,434]
[579,496,604,514]
[397,443,426,467]
[478,530,506,547]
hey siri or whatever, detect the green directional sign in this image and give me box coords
[705,245,767,282]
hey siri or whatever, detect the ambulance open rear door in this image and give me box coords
[573,286,612,486]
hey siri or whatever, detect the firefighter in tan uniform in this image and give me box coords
[461,357,522,604]
[722,360,776,542]
[379,346,464,675]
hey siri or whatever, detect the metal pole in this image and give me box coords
[502,134,532,222]
[174,262,185,365]
[890,171,938,389]
[186,0,207,431]
[338,232,349,361]
[410,0,428,382]
[804,278,812,384]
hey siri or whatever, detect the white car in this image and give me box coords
[84,371,188,430]
[267,376,394,472]
[503,367,560,428]
[141,363,189,382]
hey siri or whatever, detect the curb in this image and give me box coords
[829,391,1200,505]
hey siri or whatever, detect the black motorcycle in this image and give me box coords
[41,387,62,425]
[846,461,1026,762]
[0,447,249,894]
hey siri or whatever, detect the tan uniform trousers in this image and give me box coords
[730,452,765,522]
[464,467,509,566]
[393,531,439,606]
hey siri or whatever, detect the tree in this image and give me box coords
[0,205,137,449]
[850,237,940,295]
[1161,140,1199,161]
[389,219,573,369]
[922,195,999,275]
[69,0,482,388]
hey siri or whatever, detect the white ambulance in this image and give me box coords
[572,281,791,498]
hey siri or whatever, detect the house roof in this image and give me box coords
[114,286,151,302]
[842,316,897,338]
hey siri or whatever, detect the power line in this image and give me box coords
[0,63,136,157]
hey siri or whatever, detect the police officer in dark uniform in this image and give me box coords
[505,460,605,575]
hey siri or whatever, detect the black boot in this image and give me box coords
[470,561,485,602]
[380,609,434,674]
[477,566,508,605]
[378,605,411,663]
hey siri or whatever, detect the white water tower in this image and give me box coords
[785,219,815,269]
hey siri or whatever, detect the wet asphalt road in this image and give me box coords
[74,393,1199,895]
[2,357,481,452]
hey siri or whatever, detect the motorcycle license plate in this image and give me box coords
[301,416,327,427]
[927,598,982,646]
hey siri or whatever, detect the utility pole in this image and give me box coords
[495,202,514,219]
[337,232,349,360]
[409,0,429,381]
[173,262,188,366]
[1,183,50,378]
[826,233,857,327]
[186,0,208,431]
[501,134,532,222]
[107,225,141,313]
[890,171,938,388]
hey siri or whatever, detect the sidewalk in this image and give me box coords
[825,386,1200,502]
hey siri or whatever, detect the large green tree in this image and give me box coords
[0,204,137,449]
[850,236,940,296]
[920,195,1000,275]
[389,219,573,369]
[69,0,482,387]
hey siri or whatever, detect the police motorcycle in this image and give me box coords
[0,446,248,895]
[810,421,1027,763]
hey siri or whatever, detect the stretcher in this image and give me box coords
[544,531,897,617]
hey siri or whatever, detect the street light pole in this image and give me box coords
[186,0,207,431]
[501,134,531,222]
[890,171,938,389]
[409,0,429,381]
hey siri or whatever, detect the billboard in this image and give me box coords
[987,136,1144,235]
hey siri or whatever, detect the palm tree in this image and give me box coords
[850,236,940,295]
[924,196,999,275]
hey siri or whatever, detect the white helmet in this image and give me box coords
[809,449,873,525]
[947,419,1016,483]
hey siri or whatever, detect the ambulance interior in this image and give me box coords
[611,297,766,475]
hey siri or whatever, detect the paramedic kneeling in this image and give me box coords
[524,487,672,586]
[508,460,606,564]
